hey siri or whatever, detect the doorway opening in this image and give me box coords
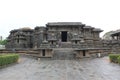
[83,50,86,56]
[42,49,45,56]
[61,31,67,42]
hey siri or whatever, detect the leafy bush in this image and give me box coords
[0,39,7,45]
[0,54,19,66]
[109,54,120,63]
[117,56,120,64]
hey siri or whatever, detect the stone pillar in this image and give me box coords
[85,51,90,58]
[34,42,37,49]
[67,31,72,42]
[59,32,61,41]
[117,35,120,40]
[112,36,114,40]
[116,35,118,40]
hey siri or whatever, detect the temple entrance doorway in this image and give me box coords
[61,31,67,42]
[83,50,86,56]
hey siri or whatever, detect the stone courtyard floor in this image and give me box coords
[0,56,120,80]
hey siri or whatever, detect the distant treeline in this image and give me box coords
[0,40,7,45]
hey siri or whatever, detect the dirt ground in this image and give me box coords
[0,56,120,80]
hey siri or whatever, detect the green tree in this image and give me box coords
[0,39,7,45]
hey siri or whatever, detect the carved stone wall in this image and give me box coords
[6,22,103,50]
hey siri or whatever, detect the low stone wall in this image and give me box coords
[0,49,28,53]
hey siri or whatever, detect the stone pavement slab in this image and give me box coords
[0,56,120,80]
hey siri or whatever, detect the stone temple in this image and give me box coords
[6,22,108,59]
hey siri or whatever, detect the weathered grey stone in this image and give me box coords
[6,22,107,58]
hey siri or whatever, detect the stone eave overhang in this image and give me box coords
[83,26,94,29]
[93,28,103,32]
[46,22,85,27]
[71,38,81,41]
[47,39,57,41]
[111,31,120,36]
[35,26,46,30]
[33,48,53,50]
[74,47,110,51]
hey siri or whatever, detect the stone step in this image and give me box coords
[60,42,72,48]
[53,48,74,51]
[52,48,75,60]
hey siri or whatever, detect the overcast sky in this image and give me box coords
[0,0,120,39]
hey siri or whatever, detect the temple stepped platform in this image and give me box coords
[5,22,111,59]
[53,48,74,51]
[59,42,72,48]
[52,48,75,60]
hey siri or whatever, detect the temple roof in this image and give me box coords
[19,27,31,30]
[46,22,84,26]
[10,27,33,33]
[83,26,94,29]
[111,30,120,36]
[93,28,103,32]
[35,26,46,30]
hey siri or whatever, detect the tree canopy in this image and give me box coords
[0,39,7,45]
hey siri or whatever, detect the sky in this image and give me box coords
[0,0,120,39]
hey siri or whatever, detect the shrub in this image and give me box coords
[109,54,120,63]
[0,54,19,66]
[117,56,120,64]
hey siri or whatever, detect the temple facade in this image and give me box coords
[6,22,107,59]
[108,31,120,53]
